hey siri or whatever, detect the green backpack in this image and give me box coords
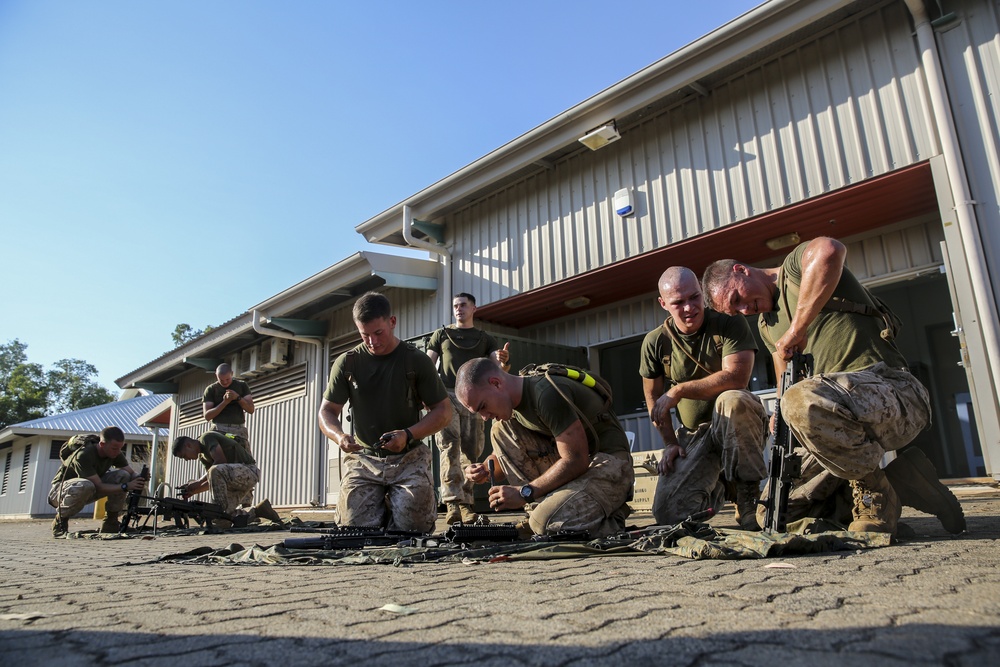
[518,363,615,443]
[59,434,99,462]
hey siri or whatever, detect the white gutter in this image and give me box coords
[251,310,323,346]
[904,0,1000,395]
[403,204,451,324]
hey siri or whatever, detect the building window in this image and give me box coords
[598,338,648,416]
[50,440,66,460]
[1,451,11,495]
[19,444,31,493]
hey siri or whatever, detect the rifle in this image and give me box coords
[444,522,590,544]
[616,508,715,540]
[118,465,150,535]
[157,496,246,530]
[762,352,814,534]
[283,526,421,550]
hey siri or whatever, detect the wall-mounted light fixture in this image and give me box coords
[765,232,801,251]
[578,121,620,151]
[564,296,591,309]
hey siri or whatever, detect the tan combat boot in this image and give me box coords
[458,503,481,524]
[734,481,762,531]
[100,512,121,534]
[52,516,69,538]
[253,499,283,524]
[444,501,462,525]
[848,468,901,536]
[884,445,966,534]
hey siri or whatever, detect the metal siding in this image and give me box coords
[937,0,1000,305]
[447,2,935,305]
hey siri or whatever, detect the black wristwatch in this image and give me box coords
[120,483,128,492]
[519,484,535,502]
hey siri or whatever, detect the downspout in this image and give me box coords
[904,0,1000,395]
[251,310,322,346]
[403,204,451,324]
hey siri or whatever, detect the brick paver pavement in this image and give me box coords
[1,493,998,666]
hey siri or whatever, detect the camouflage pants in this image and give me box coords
[782,362,930,479]
[652,390,768,525]
[207,464,259,515]
[756,363,931,526]
[337,445,437,533]
[439,391,486,504]
[48,468,131,519]
[491,420,635,539]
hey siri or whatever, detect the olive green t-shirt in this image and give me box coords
[426,325,500,389]
[324,341,448,454]
[52,441,128,485]
[638,310,757,430]
[514,375,629,457]
[759,242,907,374]
[202,379,252,425]
[197,431,256,470]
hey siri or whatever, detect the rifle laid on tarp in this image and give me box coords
[283,525,421,550]
[762,352,814,534]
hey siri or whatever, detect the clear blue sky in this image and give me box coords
[0,0,762,393]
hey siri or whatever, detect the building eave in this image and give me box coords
[355,0,861,246]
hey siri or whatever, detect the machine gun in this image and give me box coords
[762,352,814,534]
[157,496,246,530]
[118,465,150,535]
[282,525,420,550]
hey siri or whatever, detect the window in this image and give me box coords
[1,451,11,495]
[50,440,66,460]
[598,338,648,416]
[19,444,31,493]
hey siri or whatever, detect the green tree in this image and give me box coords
[0,339,49,429]
[0,339,119,429]
[46,358,117,414]
[172,323,217,347]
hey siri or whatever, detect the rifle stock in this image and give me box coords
[763,352,813,533]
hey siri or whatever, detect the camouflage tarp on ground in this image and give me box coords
[132,517,891,567]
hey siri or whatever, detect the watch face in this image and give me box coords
[520,485,532,500]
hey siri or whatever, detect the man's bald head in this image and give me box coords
[657,266,699,300]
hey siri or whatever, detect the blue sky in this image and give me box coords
[0,0,762,392]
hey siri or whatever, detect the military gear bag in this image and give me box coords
[517,363,614,444]
[59,434,99,462]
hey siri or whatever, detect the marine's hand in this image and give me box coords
[224,390,240,403]
[125,477,145,492]
[465,463,488,484]
[775,327,807,361]
[497,342,510,366]
[337,433,362,453]
[651,392,678,426]
[488,485,524,511]
[379,431,407,454]
[658,444,686,475]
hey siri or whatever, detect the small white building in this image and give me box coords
[0,394,168,519]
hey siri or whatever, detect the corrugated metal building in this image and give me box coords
[118,0,1000,510]
[0,394,169,519]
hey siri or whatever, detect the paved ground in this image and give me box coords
[1,487,999,667]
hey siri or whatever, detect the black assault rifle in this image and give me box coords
[118,465,150,535]
[762,352,814,534]
[283,525,421,550]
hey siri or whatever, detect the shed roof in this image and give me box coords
[0,394,171,445]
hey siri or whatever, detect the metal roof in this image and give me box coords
[0,394,171,444]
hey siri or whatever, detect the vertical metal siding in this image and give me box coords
[448,1,937,305]
[936,0,1000,303]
